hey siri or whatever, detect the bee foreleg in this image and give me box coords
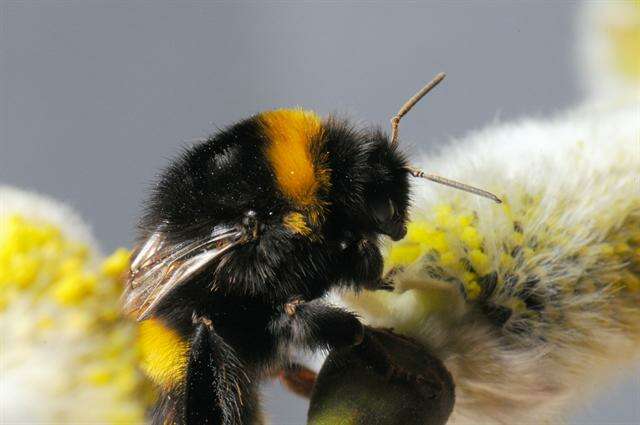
[273,299,365,352]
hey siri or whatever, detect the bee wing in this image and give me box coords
[130,230,167,273]
[124,225,242,321]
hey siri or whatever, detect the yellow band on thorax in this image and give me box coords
[260,109,330,224]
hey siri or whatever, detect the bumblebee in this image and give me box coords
[124,74,498,424]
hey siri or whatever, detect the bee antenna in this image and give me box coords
[406,166,502,204]
[390,73,501,204]
[390,72,446,146]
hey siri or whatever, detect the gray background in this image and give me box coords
[2,1,638,423]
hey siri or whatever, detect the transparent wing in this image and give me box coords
[123,225,242,321]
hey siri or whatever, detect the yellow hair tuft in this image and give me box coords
[138,318,189,389]
[283,212,312,236]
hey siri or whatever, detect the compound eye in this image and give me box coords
[372,198,393,224]
[371,198,406,241]
[388,199,396,218]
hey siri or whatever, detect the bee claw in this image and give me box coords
[365,278,394,291]
[192,313,213,329]
[377,278,395,291]
[284,297,305,316]
[357,238,372,252]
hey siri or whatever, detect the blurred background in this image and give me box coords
[2,1,637,423]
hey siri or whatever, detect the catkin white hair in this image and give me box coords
[333,103,640,424]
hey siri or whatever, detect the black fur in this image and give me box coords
[140,114,410,424]
[185,323,225,425]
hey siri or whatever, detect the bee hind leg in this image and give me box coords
[185,317,247,425]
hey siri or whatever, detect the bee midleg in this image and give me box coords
[184,318,249,425]
[273,299,365,352]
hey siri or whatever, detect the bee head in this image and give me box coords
[360,130,411,242]
[317,118,410,290]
